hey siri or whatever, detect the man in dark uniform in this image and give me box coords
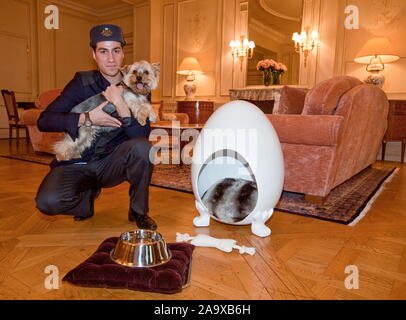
[35,24,157,230]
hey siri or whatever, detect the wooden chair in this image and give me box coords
[1,89,29,144]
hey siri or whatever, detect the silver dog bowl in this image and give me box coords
[110,230,171,267]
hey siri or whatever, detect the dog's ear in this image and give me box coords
[151,62,160,78]
[121,65,130,75]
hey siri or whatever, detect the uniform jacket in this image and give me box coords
[37,70,151,167]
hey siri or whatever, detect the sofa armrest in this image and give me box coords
[162,112,189,124]
[267,114,344,146]
[22,109,43,126]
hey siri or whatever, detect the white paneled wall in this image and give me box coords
[150,0,245,109]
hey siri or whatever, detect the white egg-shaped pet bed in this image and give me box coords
[191,100,284,237]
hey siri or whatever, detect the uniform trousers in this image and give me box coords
[35,138,154,218]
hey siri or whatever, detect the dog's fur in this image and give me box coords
[53,60,159,161]
[201,178,258,223]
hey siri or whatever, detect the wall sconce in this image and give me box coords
[354,37,399,88]
[229,35,255,71]
[176,57,204,100]
[292,27,318,67]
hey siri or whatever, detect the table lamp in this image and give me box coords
[354,37,399,88]
[177,57,203,100]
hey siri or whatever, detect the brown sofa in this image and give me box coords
[267,76,389,198]
[22,91,189,154]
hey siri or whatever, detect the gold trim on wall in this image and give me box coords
[162,2,176,97]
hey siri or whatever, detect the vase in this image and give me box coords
[273,72,281,85]
[263,70,272,86]
[364,71,385,88]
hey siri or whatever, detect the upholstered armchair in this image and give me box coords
[22,89,64,154]
[267,76,389,199]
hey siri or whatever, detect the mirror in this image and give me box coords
[247,0,303,85]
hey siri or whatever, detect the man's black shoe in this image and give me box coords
[73,188,100,222]
[128,209,157,230]
[73,214,93,221]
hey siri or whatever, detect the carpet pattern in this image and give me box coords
[149,164,396,225]
[1,152,396,225]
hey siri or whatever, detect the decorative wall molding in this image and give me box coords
[0,0,35,138]
[37,0,100,90]
[230,0,249,88]
[158,0,253,102]
[123,0,149,7]
[0,33,31,95]
[249,18,290,44]
[259,0,302,22]
[53,0,132,18]
[338,0,405,96]
[175,0,218,98]
[298,0,321,88]
[220,0,236,96]
[0,0,36,99]
[162,2,176,97]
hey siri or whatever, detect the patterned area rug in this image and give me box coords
[0,152,54,165]
[148,164,397,226]
[0,153,397,225]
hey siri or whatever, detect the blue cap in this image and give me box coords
[90,24,126,47]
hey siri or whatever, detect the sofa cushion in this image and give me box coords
[278,86,309,114]
[302,76,362,115]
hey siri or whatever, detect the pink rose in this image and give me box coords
[261,61,271,69]
[267,59,277,67]
[256,59,287,71]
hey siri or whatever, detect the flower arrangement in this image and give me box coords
[256,59,287,86]
[256,59,288,73]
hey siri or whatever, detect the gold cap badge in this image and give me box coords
[101,27,113,37]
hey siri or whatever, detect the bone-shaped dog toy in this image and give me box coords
[176,233,255,255]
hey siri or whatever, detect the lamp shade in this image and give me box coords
[354,37,400,64]
[176,57,203,75]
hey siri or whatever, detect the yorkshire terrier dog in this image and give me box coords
[53,60,159,161]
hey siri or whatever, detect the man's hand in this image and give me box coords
[103,85,131,118]
[78,101,122,127]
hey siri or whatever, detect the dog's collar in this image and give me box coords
[118,80,131,90]
[118,80,149,96]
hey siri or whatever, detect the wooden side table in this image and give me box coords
[177,100,214,124]
[382,100,406,163]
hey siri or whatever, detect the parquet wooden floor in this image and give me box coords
[0,139,405,300]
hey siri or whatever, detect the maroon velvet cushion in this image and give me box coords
[62,237,194,294]
[278,86,309,114]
